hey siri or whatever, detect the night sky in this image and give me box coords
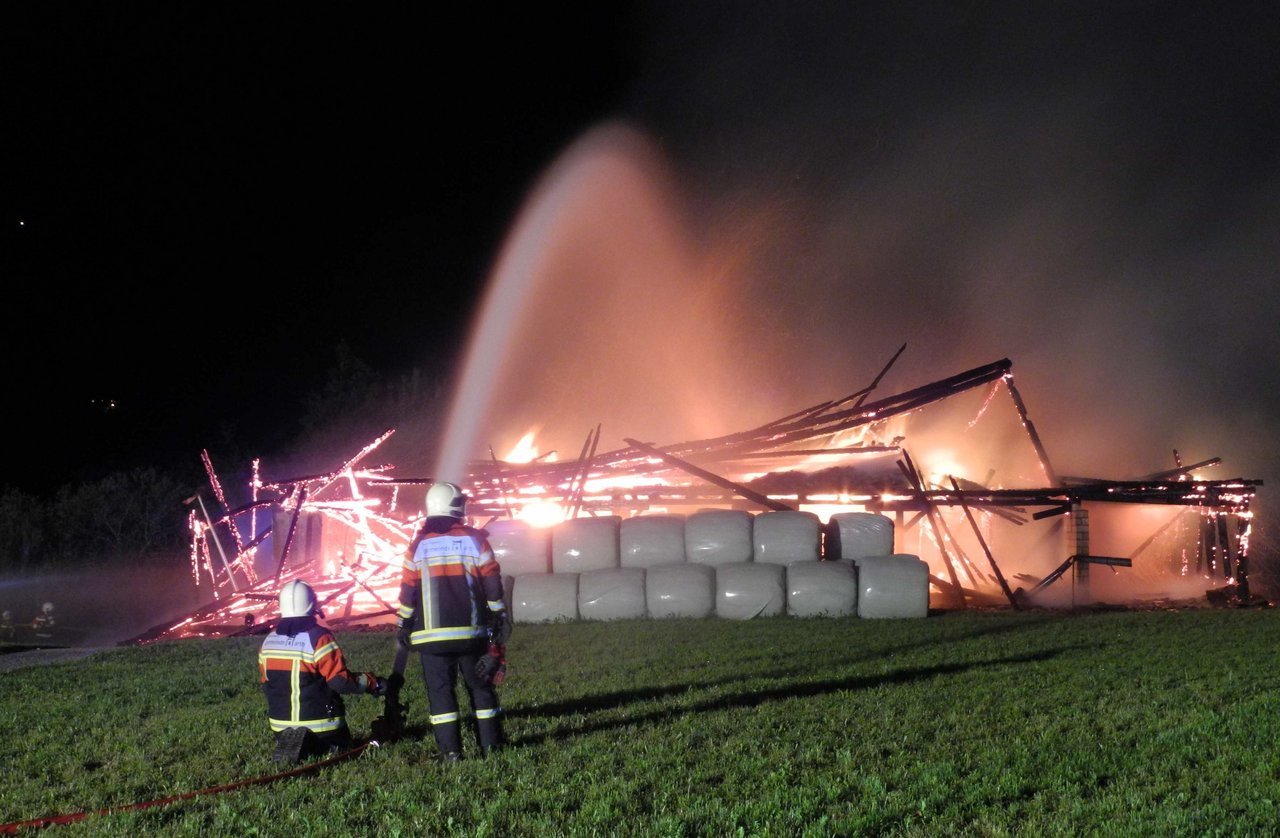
[3,4,1278,525]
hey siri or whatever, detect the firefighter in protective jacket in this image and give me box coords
[396,481,511,761]
[259,579,387,763]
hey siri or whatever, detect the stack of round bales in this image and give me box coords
[623,515,710,618]
[487,518,560,622]
[502,508,929,623]
[826,512,929,619]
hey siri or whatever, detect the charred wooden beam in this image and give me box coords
[568,425,602,518]
[273,486,309,583]
[1235,515,1253,599]
[804,342,908,423]
[1033,503,1072,520]
[1215,512,1234,580]
[488,446,515,519]
[1001,375,1059,487]
[1140,457,1222,481]
[950,476,1019,608]
[1126,509,1191,562]
[898,452,966,604]
[738,343,904,434]
[1027,555,1076,597]
[1075,555,1132,567]
[701,445,901,460]
[623,438,795,511]
[930,500,983,585]
[561,426,596,518]
[733,359,1013,454]
[593,358,1012,469]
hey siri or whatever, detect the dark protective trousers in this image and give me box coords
[419,645,504,754]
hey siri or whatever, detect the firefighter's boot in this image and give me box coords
[272,727,312,764]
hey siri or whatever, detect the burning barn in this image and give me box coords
[128,355,1264,644]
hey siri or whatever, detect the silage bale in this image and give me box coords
[715,562,786,619]
[578,567,647,621]
[826,512,895,560]
[685,509,754,566]
[786,560,857,617]
[620,514,686,568]
[645,563,715,618]
[511,573,580,624]
[752,510,821,565]
[551,516,621,574]
[502,574,514,615]
[486,518,550,575]
[855,554,929,619]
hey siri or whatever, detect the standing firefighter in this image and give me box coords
[396,481,512,762]
[259,580,387,763]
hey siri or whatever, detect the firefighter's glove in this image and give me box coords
[395,620,413,651]
[475,652,502,685]
[490,611,513,647]
[358,673,386,696]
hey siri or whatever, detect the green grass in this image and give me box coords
[2,609,1280,835]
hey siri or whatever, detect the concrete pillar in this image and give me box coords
[1072,503,1089,600]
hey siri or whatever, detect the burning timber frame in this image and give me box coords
[452,355,1260,606]
[129,354,1263,643]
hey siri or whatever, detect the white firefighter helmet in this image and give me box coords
[425,481,467,519]
[42,602,54,614]
[278,580,318,618]
[2,610,11,621]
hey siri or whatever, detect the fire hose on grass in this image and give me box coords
[4,627,513,832]
[0,742,376,835]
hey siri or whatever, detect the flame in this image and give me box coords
[518,499,567,528]
[504,429,542,463]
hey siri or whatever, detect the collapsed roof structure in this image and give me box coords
[127,354,1264,644]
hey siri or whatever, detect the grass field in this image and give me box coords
[2,607,1279,836]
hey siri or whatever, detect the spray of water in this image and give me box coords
[433,123,791,480]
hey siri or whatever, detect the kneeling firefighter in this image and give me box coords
[396,481,512,761]
[259,579,387,763]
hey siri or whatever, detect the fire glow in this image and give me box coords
[135,352,1266,645]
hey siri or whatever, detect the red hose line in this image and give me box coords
[0,742,373,834]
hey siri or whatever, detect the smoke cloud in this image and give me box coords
[434,4,1279,566]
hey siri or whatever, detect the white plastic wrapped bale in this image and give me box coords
[486,519,550,576]
[685,509,754,566]
[551,516,621,574]
[511,573,579,624]
[752,510,821,565]
[787,560,858,617]
[826,512,895,560]
[855,554,929,619]
[578,567,647,621]
[620,515,686,568]
[715,563,786,619]
[646,563,715,618]
[502,575,514,614]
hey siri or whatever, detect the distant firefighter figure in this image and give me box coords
[31,602,55,635]
[1,609,14,640]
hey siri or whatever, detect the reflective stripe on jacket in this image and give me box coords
[397,522,505,654]
[258,622,364,732]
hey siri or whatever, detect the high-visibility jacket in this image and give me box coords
[258,620,375,733]
[396,521,506,654]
